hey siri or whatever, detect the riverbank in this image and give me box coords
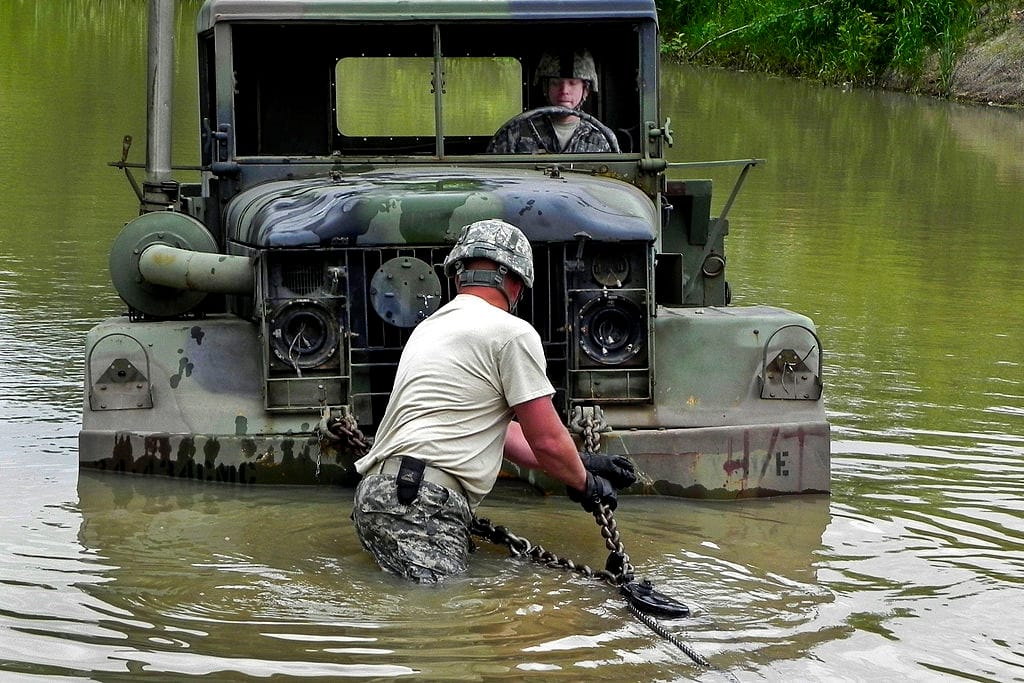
[667,5,1024,108]
[881,7,1024,106]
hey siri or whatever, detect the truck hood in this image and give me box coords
[223,166,657,248]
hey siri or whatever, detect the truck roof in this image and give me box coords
[198,0,659,29]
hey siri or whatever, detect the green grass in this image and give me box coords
[657,0,1015,96]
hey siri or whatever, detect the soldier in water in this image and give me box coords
[351,219,635,582]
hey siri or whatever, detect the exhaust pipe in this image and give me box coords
[143,0,176,211]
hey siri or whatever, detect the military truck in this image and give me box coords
[80,0,830,497]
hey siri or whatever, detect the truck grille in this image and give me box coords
[266,245,568,425]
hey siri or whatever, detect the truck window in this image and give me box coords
[335,57,522,137]
[228,22,642,158]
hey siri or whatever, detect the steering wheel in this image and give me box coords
[493,105,621,153]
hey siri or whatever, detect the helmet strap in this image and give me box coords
[455,264,519,311]
[573,80,589,109]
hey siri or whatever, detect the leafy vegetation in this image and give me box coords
[656,0,1017,95]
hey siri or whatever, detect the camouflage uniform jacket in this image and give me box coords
[486,115,612,154]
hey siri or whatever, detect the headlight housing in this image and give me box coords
[567,243,651,403]
[577,292,645,365]
[259,253,349,411]
[269,300,339,370]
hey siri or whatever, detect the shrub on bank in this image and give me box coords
[657,0,1018,97]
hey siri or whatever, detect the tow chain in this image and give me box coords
[318,403,712,669]
[571,407,637,582]
[472,407,712,669]
[323,411,371,455]
[470,508,624,586]
[471,503,711,669]
[317,400,371,480]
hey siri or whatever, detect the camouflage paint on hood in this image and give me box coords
[224,167,658,248]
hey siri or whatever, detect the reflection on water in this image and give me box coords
[665,66,1024,458]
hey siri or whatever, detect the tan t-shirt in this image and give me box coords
[355,294,554,510]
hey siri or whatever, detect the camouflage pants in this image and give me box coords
[351,473,473,583]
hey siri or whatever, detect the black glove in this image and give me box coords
[580,453,637,491]
[567,471,618,513]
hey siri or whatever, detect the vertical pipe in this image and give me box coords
[146,0,174,184]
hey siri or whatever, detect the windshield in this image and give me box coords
[223,22,642,157]
[336,57,522,137]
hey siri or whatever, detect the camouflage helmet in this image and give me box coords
[443,219,535,289]
[533,49,599,93]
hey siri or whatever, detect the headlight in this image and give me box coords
[269,300,339,370]
[577,293,644,365]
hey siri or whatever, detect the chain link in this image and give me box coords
[317,407,371,453]
[572,406,637,582]
[325,411,372,455]
[470,516,623,586]
[570,405,609,454]
[470,406,635,585]
[316,403,371,481]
